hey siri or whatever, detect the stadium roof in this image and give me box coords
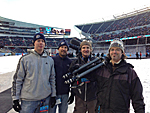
[0,16,63,29]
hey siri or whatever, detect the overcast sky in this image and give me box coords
[0,0,150,37]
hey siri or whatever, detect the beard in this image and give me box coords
[59,50,67,57]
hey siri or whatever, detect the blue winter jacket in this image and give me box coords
[52,55,72,95]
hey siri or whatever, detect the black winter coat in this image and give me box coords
[69,56,97,102]
[95,59,145,113]
[52,55,72,95]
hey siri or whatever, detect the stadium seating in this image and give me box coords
[0,35,73,53]
[75,8,150,41]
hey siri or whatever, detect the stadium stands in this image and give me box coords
[1,6,150,58]
[0,16,74,55]
[75,7,150,41]
[75,7,150,58]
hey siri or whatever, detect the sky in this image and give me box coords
[0,0,150,37]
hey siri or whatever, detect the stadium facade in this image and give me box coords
[1,6,150,58]
[75,6,150,58]
[0,16,73,56]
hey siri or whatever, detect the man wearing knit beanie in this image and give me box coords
[107,38,127,64]
[11,32,56,113]
[68,40,97,113]
[32,33,46,46]
[108,38,124,53]
[93,38,145,112]
[49,39,72,113]
[58,39,69,50]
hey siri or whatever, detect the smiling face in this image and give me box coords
[81,45,92,58]
[34,39,45,54]
[58,45,68,57]
[109,47,123,64]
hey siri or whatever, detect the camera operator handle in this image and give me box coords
[65,61,105,84]
[64,76,77,84]
[62,72,72,79]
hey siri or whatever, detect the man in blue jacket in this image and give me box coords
[49,39,72,113]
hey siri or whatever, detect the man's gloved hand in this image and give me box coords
[104,56,110,65]
[67,94,74,105]
[50,97,56,108]
[69,64,80,73]
[13,99,21,112]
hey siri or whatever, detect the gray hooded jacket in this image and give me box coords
[11,50,56,101]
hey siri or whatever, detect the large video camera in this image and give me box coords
[69,38,80,50]
[69,38,81,57]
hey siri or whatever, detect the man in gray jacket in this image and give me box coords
[11,33,56,113]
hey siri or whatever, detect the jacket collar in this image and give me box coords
[110,59,122,65]
[32,50,48,57]
[107,60,130,74]
[58,54,68,60]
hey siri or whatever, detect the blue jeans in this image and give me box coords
[49,94,69,113]
[20,95,50,113]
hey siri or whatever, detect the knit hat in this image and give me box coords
[32,33,46,45]
[109,38,124,52]
[80,40,92,49]
[58,39,69,50]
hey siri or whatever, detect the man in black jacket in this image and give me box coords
[49,39,72,113]
[68,40,97,113]
[94,38,145,113]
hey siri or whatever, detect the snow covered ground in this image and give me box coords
[0,55,150,113]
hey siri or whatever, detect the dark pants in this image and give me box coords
[49,94,69,113]
[73,95,97,113]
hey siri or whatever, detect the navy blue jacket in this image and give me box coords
[52,55,72,95]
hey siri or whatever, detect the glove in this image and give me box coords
[50,97,56,108]
[104,56,110,65]
[13,99,21,112]
[69,64,80,73]
[67,94,74,105]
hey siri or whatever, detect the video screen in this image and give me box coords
[39,27,71,35]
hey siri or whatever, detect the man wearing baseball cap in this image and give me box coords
[93,38,145,112]
[11,33,56,113]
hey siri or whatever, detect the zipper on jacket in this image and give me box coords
[84,83,87,101]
